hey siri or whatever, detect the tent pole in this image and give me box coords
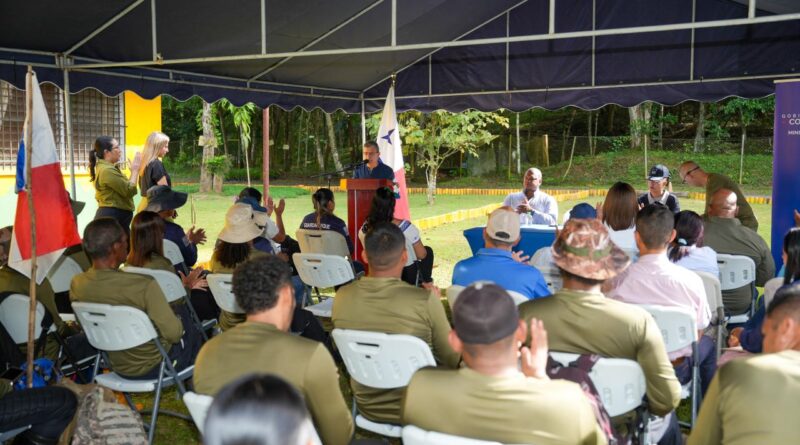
[63,69,77,199]
[515,113,521,174]
[360,95,366,145]
[262,106,270,198]
[391,0,397,46]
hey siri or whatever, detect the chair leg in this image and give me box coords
[148,361,167,445]
[154,340,187,395]
[183,295,208,342]
[691,341,701,427]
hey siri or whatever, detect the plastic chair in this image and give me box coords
[206,274,244,314]
[448,283,527,308]
[695,271,725,358]
[162,239,187,273]
[296,229,351,258]
[183,391,213,435]
[402,425,502,445]
[293,253,355,316]
[639,304,700,426]
[47,255,83,293]
[529,247,562,294]
[72,302,194,444]
[332,328,436,438]
[717,254,756,323]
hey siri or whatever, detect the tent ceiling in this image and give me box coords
[0,0,798,112]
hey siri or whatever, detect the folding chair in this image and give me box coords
[72,302,194,445]
[163,239,188,275]
[47,255,83,294]
[183,391,213,435]
[121,266,212,340]
[293,253,355,317]
[639,305,700,427]
[206,274,244,314]
[295,229,361,276]
[695,271,725,358]
[716,254,756,324]
[332,328,436,438]
[402,425,502,445]
[448,283,527,309]
[529,247,562,294]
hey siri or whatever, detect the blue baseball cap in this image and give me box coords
[569,203,597,220]
[236,196,267,213]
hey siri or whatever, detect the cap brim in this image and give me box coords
[648,176,667,181]
[218,222,263,244]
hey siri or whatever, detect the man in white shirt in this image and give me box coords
[503,167,558,225]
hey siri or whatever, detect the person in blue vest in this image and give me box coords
[353,141,395,180]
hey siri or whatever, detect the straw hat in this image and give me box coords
[551,218,630,280]
[218,203,268,244]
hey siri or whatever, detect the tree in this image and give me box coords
[722,97,774,183]
[199,100,217,193]
[221,100,258,186]
[325,112,344,172]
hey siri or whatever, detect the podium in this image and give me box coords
[343,178,393,265]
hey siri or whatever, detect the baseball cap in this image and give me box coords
[453,283,519,344]
[486,208,520,243]
[569,203,597,220]
[648,164,670,181]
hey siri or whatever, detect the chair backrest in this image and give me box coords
[162,239,185,266]
[0,294,52,344]
[716,254,756,291]
[639,304,697,354]
[446,285,465,310]
[206,274,244,314]
[183,391,213,434]
[549,352,647,418]
[332,329,436,389]
[47,255,84,293]
[72,302,158,352]
[402,425,502,445]
[121,266,185,303]
[296,229,351,258]
[694,271,723,314]
[529,247,562,293]
[506,290,529,306]
[293,253,355,289]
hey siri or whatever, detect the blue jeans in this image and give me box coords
[292,275,309,306]
[674,335,717,397]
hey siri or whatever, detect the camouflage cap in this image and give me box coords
[551,218,630,280]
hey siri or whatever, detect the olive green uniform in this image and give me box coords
[688,350,800,445]
[194,321,353,445]
[63,245,91,272]
[403,367,606,445]
[705,173,758,231]
[518,289,681,417]
[70,268,182,377]
[703,216,775,314]
[332,277,460,424]
[209,250,266,331]
[94,159,137,211]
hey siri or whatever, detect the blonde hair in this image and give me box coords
[138,131,170,176]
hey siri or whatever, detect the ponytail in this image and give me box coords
[90,136,116,182]
[312,188,334,228]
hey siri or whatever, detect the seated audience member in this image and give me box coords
[503,167,558,225]
[237,187,287,255]
[679,160,758,231]
[609,204,715,395]
[518,219,681,444]
[452,207,549,299]
[403,283,605,445]
[703,188,775,314]
[70,218,201,379]
[0,380,77,445]
[360,186,434,287]
[195,256,352,445]
[688,283,800,445]
[300,188,354,256]
[638,164,680,213]
[145,185,207,271]
[51,193,91,314]
[667,210,719,276]
[0,225,11,267]
[125,211,218,322]
[332,222,459,424]
[598,182,639,254]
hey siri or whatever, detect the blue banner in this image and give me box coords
[771,80,800,270]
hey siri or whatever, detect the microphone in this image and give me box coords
[347,160,367,169]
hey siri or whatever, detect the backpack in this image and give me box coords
[71,385,148,445]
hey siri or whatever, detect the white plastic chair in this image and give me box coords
[296,229,351,258]
[529,247,562,294]
[402,425,502,445]
[695,271,725,358]
[72,302,194,444]
[639,305,700,426]
[332,328,436,438]
[717,254,756,323]
[448,283,527,309]
[47,255,83,293]
[293,253,355,317]
[163,239,186,268]
[206,274,244,314]
[183,391,213,435]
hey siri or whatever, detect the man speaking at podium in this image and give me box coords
[353,141,396,181]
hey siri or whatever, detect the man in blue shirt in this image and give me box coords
[452,207,549,299]
[353,141,395,180]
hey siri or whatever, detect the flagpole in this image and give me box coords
[24,66,39,388]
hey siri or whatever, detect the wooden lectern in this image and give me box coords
[343,178,393,265]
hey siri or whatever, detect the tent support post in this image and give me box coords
[391,0,397,46]
[262,106,270,197]
[63,68,77,199]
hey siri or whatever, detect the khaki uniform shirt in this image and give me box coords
[94,159,137,211]
[70,268,182,377]
[194,321,353,445]
[688,350,800,445]
[209,250,266,331]
[403,367,606,445]
[705,173,758,231]
[332,277,460,424]
[703,217,775,314]
[518,289,681,417]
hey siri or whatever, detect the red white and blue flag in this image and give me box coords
[376,86,411,220]
[9,70,81,284]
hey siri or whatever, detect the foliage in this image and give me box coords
[204,155,231,177]
[722,97,774,129]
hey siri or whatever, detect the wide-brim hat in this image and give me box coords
[218,203,268,243]
[145,185,187,213]
[551,218,630,280]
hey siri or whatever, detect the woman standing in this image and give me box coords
[89,136,141,234]
[137,131,172,212]
[637,164,680,213]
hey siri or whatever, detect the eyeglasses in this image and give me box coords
[681,166,700,184]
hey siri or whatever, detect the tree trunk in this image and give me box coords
[561,108,577,162]
[425,165,438,205]
[241,127,251,186]
[200,101,215,193]
[217,106,229,156]
[694,102,706,153]
[629,105,642,150]
[658,104,664,150]
[739,124,746,184]
[587,110,594,156]
[607,106,616,133]
[213,174,223,193]
[313,112,325,172]
[325,112,344,172]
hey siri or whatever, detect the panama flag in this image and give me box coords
[9,70,81,284]
[376,86,410,220]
